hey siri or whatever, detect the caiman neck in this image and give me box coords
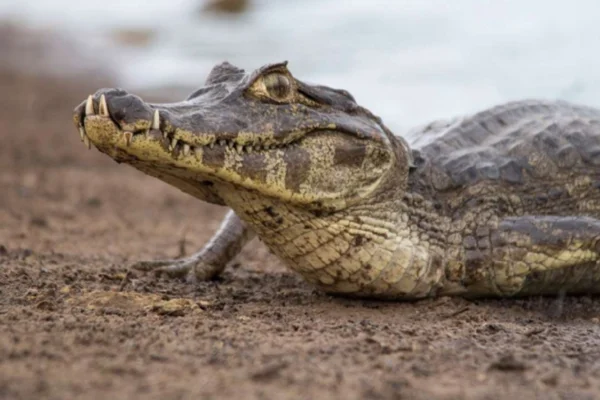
[216,184,455,298]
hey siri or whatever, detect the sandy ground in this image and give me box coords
[1,24,600,400]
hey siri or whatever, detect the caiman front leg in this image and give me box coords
[131,210,255,281]
[476,216,600,295]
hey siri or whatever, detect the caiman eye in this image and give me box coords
[263,73,292,100]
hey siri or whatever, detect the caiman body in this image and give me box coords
[73,62,600,299]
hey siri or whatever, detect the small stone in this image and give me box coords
[541,373,559,387]
[489,354,527,371]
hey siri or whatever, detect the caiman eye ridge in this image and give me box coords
[77,94,301,158]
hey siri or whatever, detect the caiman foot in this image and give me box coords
[130,257,224,282]
[129,210,254,284]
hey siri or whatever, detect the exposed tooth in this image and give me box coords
[79,127,86,142]
[163,131,168,139]
[124,131,133,146]
[83,134,91,150]
[194,147,203,160]
[228,141,234,148]
[85,95,94,116]
[244,146,252,153]
[183,143,191,156]
[170,137,178,151]
[152,110,160,130]
[98,94,109,117]
[236,143,243,153]
[219,140,226,146]
[209,142,214,149]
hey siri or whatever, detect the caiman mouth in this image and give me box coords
[75,93,372,209]
[73,62,399,210]
[74,95,308,153]
[74,94,308,160]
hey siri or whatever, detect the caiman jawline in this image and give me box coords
[78,94,320,158]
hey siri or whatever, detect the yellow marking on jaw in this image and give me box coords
[120,119,152,133]
[172,129,217,147]
[236,130,275,145]
[301,139,336,194]
[224,146,245,175]
[264,150,287,190]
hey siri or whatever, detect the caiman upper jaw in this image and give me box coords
[73,89,300,157]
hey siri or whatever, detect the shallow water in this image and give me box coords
[2,0,600,133]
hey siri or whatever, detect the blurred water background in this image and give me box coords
[2,0,600,133]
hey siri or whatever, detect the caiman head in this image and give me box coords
[73,61,411,211]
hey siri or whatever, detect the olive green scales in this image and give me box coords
[73,62,600,299]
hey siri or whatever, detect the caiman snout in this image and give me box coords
[100,88,154,127]
[74,88,154,130]
[73,89,162,150]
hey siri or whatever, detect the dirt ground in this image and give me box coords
[1,24,600,400]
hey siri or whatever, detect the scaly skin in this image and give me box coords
[73,62,600,299]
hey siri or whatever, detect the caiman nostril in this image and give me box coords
[103,91,153,126]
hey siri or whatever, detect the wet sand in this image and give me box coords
[1,24,599,400]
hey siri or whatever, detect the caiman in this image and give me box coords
[73,61,600,299]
